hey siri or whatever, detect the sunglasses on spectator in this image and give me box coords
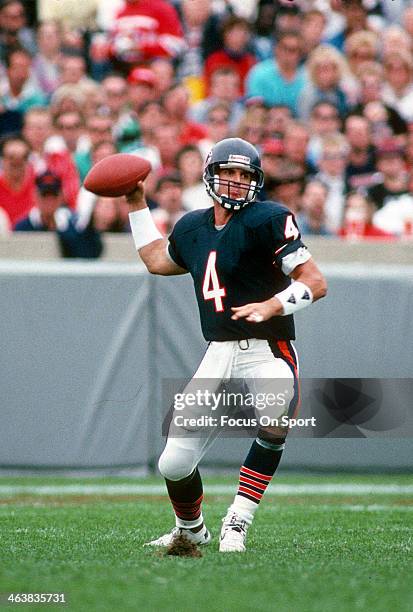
[279,44,301,54]
[106,90,127,97]
[89,126,112,133]
[209,116,230,125]
[350,50,375,59]
[3,153,28,161]
[314,113,339,121]
[385,62,408,70]
[58,123,82,130]
[322,152,346,160]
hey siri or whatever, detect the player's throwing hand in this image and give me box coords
[125,181,146,211]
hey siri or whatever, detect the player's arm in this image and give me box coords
[232,258,327,322]
[126,183,187,276]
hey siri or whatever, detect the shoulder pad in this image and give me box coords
[171,209,210,237]
[239,200,291,228]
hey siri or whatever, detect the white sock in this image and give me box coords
[229,496,257,524]
[175,513,204,529]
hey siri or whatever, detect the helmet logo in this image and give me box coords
[228,154,251,164]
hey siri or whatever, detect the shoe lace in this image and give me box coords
[171,527,182,537]
[224,512,247,534]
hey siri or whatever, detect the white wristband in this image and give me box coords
[128,208,163,250]
[275,281,313,316]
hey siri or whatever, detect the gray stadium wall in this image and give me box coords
[0,259,412,472]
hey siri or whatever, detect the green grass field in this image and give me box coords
[0,474,412,612]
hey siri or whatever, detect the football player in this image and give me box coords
[127,138,327,552]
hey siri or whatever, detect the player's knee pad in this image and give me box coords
[257,428,287,450]
[158,440,199,481]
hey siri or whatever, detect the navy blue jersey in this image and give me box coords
[168,200,309,342]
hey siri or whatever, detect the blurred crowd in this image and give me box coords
[1,0,413,257]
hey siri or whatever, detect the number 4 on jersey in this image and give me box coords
[284,215,299,240]
[202,251,226,312]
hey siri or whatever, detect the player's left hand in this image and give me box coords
[231,297,283,323]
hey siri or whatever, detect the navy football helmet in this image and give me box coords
[203,138,264,211]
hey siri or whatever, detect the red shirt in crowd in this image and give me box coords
[204,50,256,95]
[42,151,80,210]
[179,121,209,146]
[338,224,396,240]
[112,0,185,63]
[0,167,36,226]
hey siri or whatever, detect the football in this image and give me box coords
[84,153,152,197]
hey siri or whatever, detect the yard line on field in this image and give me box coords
[0,484,412,497]
[266,504,413,512]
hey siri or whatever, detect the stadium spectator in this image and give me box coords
[339,191,396,240]
[59,52,94,89]
[0,0,36,62]
[315,133,349,232]
[204,15,256,96]
[0,45,47,118]
[74,112,113,181]
[127,67,158,114]
[101,74,138,144]
[301,9,327,56]
[367,140,410,211]
[178,0,222,99]
[204,102,232,144]
[283,121,314,178]
[403,6,413,43]
[382,50,413,124]
[327,0,370,53]
[190,67,244,130]
[251,0,277,61]
[351,62,408,140]
[0,204,10,234]
[405,130,413,174]
[1,0,411,251]
[344,30,379,80]
[153,123,182,174]
[149,57,175,96]
[297,179,332,236]
[298,44,349,120]
[263,104,292,140]
[342,30,380,103]
[344,113,377,191]
[135,101,163,149]
[49,83,86,118]
[75,139,120,227]
[109,0,186,70]
[373,192,413,238]
[101,74,128,120]
[0,134,35,225]
[23,107,80,208]
[53,110,85,157]
[274,2,303,36]
[32,20,62,96]
[382,25,412,57]
[260,138,285,185]
[92,196,128,232]
[74,80,105,121]
[151,173,186,236]
[162,83,209,146]
[38,0,99,31]
[236,107,267,147]
[14,169,103,258]
[307,101,342,167]
[246,30,307,114]
[176,144,211,210]
[264,159,305,214]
